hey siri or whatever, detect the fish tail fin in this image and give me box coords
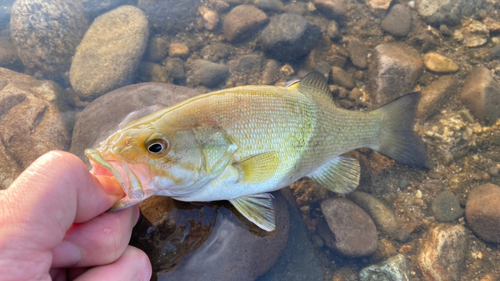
[373,92,429,168]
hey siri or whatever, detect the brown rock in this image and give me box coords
[381,4,412,37]
[423,52,459,73]
[417,75,457,120]
[261,59,280,85]
[314,0,348,18]
[169,43,190,58]
[466,183,500,243]
[223,5,268,42]
[348,39,369,69]
[331,66,354,89]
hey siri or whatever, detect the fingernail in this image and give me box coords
[51,240,82,267]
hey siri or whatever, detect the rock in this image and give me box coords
[158,192,290,281]
[130,197,217,273]
[0,68,72,189]
[381,4,412,37]
[453,20,489,48]
[164,58,185,80]
[423,52,458,73]
[169,43,190,58]
[0,37,20,67]
[200,44,232,62]
[146,37,169,62]
[372,238,397,262]
[313,0,348,18]
[223,5,268,42]
[460,66,500,126]
[69,6,149,101]
[465,183,500,243]
[417,0,464,26]
[188,59,229,88]
[10,0,88,78]
[137,0,200,33]
[136,62,170,83]
[368,43,423,105]
[348,39,369,69]
[484,17,500,33]
[332,266,358,281]
[431,191,464,222]
[365,0,392,11]
[348,191,410,242]
[488,44,500,60]
[261,59,280,85]
[327,21,340,40]
[417,75,457,120]
[233,54,263,75]
[331,66,354,89]
[418,224,468,281]
[80,0,123,18]
[285,2,307,15]
[260,13,321,61]
[320,197,378,257]
[360,254,411,281]
[199,6,219,31]
[254,0,285,13]
[70,83,201,165]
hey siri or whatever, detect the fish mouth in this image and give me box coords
[85,148,147,211]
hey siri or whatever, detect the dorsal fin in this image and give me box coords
[298,71,330,98]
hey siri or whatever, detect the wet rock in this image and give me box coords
[159,192,290,281]
[10,0,88,78]
[484,17,500,33]
[169,43,190,58]
[453,20,489,48]
[348,39,369,69]
[69,6,149,101]
[465,183,500,243]
[0,37,20,67]
[431,191,464,222]
[423,53,458,73]
[365,0,391,11]
[80,0,123,18]
[223,5,268,42]
[417,75,457,120]
[418,224,468,281]
[331,66,354,89]
[188,59,229,88]
[313,0,348,18]
[146,37,169,62]
[348,191,410,242]
[368,43,423,105]
[70,83,201,165]
[320,197,378,257]
[372,238,397,262]
[254,0,285,13]
[260,13,321,61]
[360,254,411,281]
[417,0,464,26]
[332,266,358,281]
[285,2,307,15]
[0,68,72,189]
[381,4,412,37]
[164,58,185,80]
[137,62,170,83]
[130,197,217,273]
[200,44,232,62]
[460,66,500,126]
[327,21,340,40]
[137,0,200,33]
[488,44,500,60]
[261,59,280,85]
[234,54,264,75]
[199,6,219,31]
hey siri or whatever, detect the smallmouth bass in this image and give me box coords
[86,72,428,231]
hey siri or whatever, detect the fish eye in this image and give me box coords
[146,138,168,155]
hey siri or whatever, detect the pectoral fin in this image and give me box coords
[234,152,279,184]
[308,156,360,194]
[230,193,275,232]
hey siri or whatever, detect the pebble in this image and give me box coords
[360,254,411,281]
[285,2,307,15]
[381,4,412,37]
[223,5,268,42]
[10,0,88,77]
[198,6,219,31]
[261,59,280,85]
[320,197,378,257]
[188,59,229,88]
[418,224,468,281]
[331,66,354,89]
[348,39,369,69]
[417,75,457,120]
[417,0,464,26]
[466,183,500,243]
[313,0,348,18]
[164,58,185,80]
[169,43,190,58]
[254,0,285,13]
[69,5,149,101]
[368,43,423,105]
[260,13,321,61]
[423,52,459,73]
[431,191,464,222]
[460,66,500,126]
[200,44,232,62]
[327,21,340,40]
[453,20,489,48]
[348,191,410,242]
[137,0,199,33]
[233,54,263,75]
[146,37,169,62]
[365,0,392,11]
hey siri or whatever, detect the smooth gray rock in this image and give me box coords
[254,0,285,13]
[381,4,412,37]
[314,0,348,18]
[223,5,269,42]
[431,191,464,222]
[137,0,200,33]
[188,59,229,88]
[417,0,464,26]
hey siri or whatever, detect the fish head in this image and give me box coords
[85,124,207,211]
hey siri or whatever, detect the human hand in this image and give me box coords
[0,151,152,281]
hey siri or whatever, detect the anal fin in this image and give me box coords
[229,193,275,232]
[234,153,279,184]
[308,156,360,194]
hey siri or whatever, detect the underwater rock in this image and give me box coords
[460,66,500,126]
[0,68,72,189]
[331,66,354,89]
[314,0,348,18]
[136,62,170,84]
[187,59,229,88]
[0,37,20,67]
[372,238,397,262]
[348,191,410,242]
[320,197,378,257]
[233,54,264,75]
[260,13,321,61]
[70,83,201,166]
[417,75,457,120]
[368,43,423,105]
[381,4,412,37]
[10,0,88,78]
[423,53,458,73]
[348,39,369,69]
[146,37,169,62]
[365,0,391,11]
[359,254,411,281]
[223,5,268,42]
[69,5,149,101]
[137,0,200,33]
[418,224,467,281]
[199,6,219,31]
[417,0,464,26]
[80,0,123,19]
[254,0,285,13]
[327,21,341,40]
[158,192,290,281]
[431,191,463,222]
[453,20,489,48]
[164,58,185,80]
[200,44,233,62]
[466,183,500,243]
[261,59,280,85]
[169,43,190,58]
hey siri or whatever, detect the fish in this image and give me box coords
[85,72,428,232]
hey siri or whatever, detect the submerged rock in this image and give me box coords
[417,75,457,120]
[431,191,463,222]
[359,254,411,281]
[188,59,229,88]
[314,0,348,18]
[466,183,500,243]
[417,0,464,26]
[423,52,459,73]
[381,4,412,37]
[223,5,268,42]
[137,0,200,33]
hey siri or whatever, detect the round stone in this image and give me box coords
[466,183,500,243]
[423,52,459,73]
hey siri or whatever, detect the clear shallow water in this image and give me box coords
[2,0,500,280]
